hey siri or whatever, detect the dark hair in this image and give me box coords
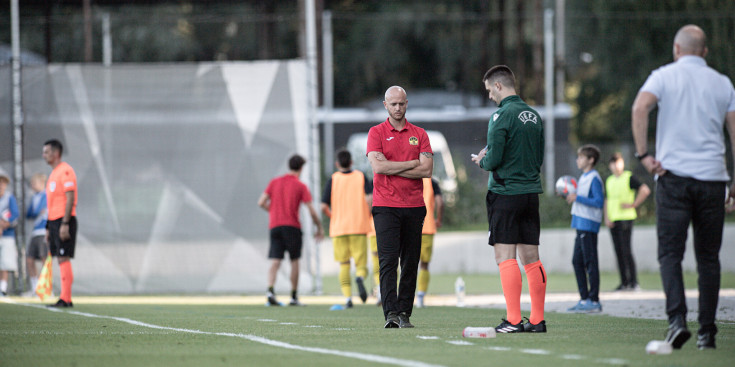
[288,154,306,171]
[609,152,623,164]
[44,139,64,156]
[578,144,601,166]
[482,65,516,89]
[336,149,352,169]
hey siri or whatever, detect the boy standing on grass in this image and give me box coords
[566,145,604,313]
[25,173,49,296]
[0,173,19,296]
[604,153,650,292]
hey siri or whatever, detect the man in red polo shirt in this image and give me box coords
[258,154,323,306]
[367,86,433,328]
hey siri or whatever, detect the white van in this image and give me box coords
[345,130,457,204]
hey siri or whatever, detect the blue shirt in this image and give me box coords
[26,191,48,236]
[0,192,19,237]
[640,55,735,181]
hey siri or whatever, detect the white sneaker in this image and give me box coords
[416,293,425,308]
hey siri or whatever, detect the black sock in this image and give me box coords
[268,287,274,295]
[291,290,297,299]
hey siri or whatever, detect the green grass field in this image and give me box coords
[1,272,733,367]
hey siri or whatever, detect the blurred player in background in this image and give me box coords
[472,65,547,333]
[43,139,78,308]
[0,173,19,296]
[368,219,380,305]
[368,86,433,328]
[258,154,324,306]
[632,24,735,350]
[604,153,650,292]
[25,173,49,296]
[415,177,443,308]
[321,149,373,308]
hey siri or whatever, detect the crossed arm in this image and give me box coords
[367,151,433,179]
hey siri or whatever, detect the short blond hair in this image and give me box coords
[30,173,47,185]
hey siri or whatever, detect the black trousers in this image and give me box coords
[372,206,426,319]
[656,173,725,332]
[572,230,600,302]
[610,220,637,287]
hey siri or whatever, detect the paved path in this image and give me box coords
[424,289,735,322]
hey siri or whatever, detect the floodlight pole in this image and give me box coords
[322,10,334,176]
[11,0,27,291]
[304,0,323,294]
[544,8,555,196]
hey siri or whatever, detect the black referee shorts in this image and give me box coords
[486,191,540,246]
[47,217,77,258]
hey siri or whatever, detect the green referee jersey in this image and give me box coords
[479,95,544,195]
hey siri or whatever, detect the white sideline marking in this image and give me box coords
[445,340,473,346]
[485,346,512,351]
[3,300,445,367]
[596,358,627,365]
[520,348,551,355]
[416,336,440,340]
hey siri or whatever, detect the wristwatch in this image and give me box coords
[634,151,649,161]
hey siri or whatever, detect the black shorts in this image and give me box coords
[485,191,540,246]
[47,217,77,258]
[269,226,303,260]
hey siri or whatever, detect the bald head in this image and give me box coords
[674,25,707,59]
[384,86,407,101]
[383,86,408,124]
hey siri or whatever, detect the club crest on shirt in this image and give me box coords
[409,136,418,145]
[518,111,538,124]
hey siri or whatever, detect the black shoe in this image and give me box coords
[495,318,524,333]
[346,299,354,308]
[665,315,691,349]
[384,312,399,328]
[697,327,717,350]
[522,317,547,333]
[288,298,304,306]
[398,312,414,328]
[266,292,280,306]
[356,277,368,303]
[48,299,73,308]
[613,284,626,292]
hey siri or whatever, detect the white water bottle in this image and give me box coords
[645,340,672,355]
[462,327,496,338]
[455,276,465,307]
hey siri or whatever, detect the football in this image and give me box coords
[555,175,577,197]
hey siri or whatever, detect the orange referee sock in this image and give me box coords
[499,259,522,325]
[524,260,547,325]
[59,261,74,303]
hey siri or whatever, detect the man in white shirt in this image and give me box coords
[632,24,735,351]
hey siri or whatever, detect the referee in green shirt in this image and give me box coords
[472,65,547,333]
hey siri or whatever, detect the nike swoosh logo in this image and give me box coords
[386,137,394,141]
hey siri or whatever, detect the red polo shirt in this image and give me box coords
[265,174,312,229]
[367,118,432,208]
